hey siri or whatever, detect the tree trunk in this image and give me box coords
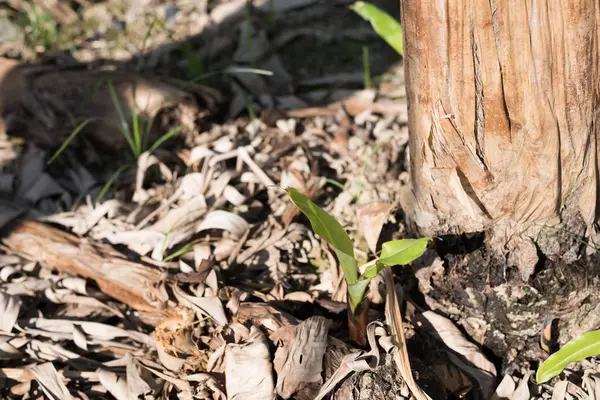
[400,0,600,278]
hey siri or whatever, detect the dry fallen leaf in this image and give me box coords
[274,316,330,399]
[0,292,21,333]
[357,201,393,254]
[225,326,275,400]
[416,310,497,399]
[382,268,431,400]
[171,284,227,326]
[314,322,393,400]
[197,210,249,240]
[28,362,73,400]
[98,368,129,400]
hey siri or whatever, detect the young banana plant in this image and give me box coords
[286,188,431,344]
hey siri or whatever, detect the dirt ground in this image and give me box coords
[0,1,599,399]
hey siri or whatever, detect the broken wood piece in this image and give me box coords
[1,220,168,320]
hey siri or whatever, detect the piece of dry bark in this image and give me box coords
[274,316,331,399]
[1,220,168,321]
[0,58,222,150]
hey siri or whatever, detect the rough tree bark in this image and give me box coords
[400,0,600,278]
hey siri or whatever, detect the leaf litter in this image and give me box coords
[0,0,589,399]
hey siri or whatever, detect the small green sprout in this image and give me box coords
[286,188,430,341]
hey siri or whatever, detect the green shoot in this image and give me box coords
[286,187,358,285]
[245,94,257,122]
[537,330,600,383]
[151,15,205,81]
[362,46,372,89]
[268,0,276,28]
[285,187,430,313]
[136,16,158,70]
[182,41,205,81]
[148,126,181,155]
[107,80,177,158]
[350,1,404,56]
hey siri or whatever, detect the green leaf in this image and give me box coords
[286,187,358,284]
[350,1,404,56]
[379,238,432,266]
[537,330,600,384]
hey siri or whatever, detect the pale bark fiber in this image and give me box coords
[400,0,600,277]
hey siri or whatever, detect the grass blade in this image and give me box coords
[148,125,181,155]
[95,164,129,204]
[131,97,141,157]
[191,67,273,82]
[164,241,196,262]
[325,178,345,190]
[48,118,96,165]
[107,81,136,155]
[350,1,404,56]
[537,330,600,383]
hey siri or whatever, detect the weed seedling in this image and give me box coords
[286,188,430,344]
[48,79,181,204]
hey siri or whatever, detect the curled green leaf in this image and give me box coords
[362,260,386,279]
[537,330,600,384]
[348,279,370,313]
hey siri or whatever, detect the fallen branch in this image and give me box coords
[1,220,168,322]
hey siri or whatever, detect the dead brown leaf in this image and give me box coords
[274,316,330,399]
[225,327,275,400]
[357,202,393,254]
